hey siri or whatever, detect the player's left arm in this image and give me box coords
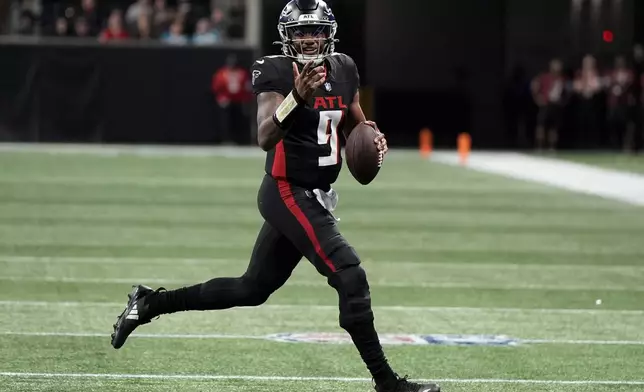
[344,90,388,155]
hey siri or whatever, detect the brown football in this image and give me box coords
[345,122,382,185]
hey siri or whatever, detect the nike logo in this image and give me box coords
[256,59,265,64]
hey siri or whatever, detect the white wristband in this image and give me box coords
[274,91,300,124]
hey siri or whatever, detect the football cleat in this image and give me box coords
[110,284,164,349]
[375,375,441,392]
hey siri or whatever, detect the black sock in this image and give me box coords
[345,321,397,388]
[143,284,200,318]
[144,277,264,318]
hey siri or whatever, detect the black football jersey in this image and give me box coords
[251,53,360,190]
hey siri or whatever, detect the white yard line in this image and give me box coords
[0,175,466,191]
[0,176,261,188]
[0,143,267,158]
[2,275,642,291]
[432,152,644,206]
[1,239,641,255]
[2,331,643,346]
[0,371,642,385]
[2,255,640,271]
[0,256,238,265]
[0,143,414,160]
[521,338,644,345]
[0,300,640,315]
[0,331,264,340]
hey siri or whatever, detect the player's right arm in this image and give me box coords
[252,58,326,151]
[256,92,286,151]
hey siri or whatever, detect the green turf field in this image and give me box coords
[551,152,644,175]
[0,147,643,392]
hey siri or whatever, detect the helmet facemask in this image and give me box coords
[277,20,337,64]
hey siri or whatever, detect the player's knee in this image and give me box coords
[316,242,361,277]
[237,276,272,307]
[329,264,368,293]
[329,265,374,329]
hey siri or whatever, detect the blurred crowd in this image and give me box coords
[7,0,247,45]
[505,44,644,153]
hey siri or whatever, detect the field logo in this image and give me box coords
[266,333,518,347]
[267,332,353,345]
[421,334,519,346]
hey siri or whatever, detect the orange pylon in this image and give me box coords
[457,132,471,165]
[420,128,432,158]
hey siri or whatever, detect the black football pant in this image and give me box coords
[144,174,396,386]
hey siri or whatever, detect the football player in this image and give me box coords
[111,1,440,391]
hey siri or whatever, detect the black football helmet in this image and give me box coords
[275,0,338,64]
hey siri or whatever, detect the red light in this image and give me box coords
[603,30,614,43]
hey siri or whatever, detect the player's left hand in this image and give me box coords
[365,120,388,155]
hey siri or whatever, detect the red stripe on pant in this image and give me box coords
[277,179,337,273]
[271,141,286,177]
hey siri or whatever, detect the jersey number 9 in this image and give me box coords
[317,110,343,167]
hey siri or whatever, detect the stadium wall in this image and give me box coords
[0,40,254,145]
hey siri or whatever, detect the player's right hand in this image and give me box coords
[293,61,326,101]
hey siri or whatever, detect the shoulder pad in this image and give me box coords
[328,52,360,94]
[251,55,292,96]
[329,52,354,67]
[253,55,289,68]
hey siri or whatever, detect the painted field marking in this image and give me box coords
[432,151,644,206]
[1,239,641,255]
[2,275,643,291]
[3,255,642,272]
[2,331,643,347]
[0,371,642,385]
[0,143,268,157]
[0,300,641,315]
[0,174,519,192]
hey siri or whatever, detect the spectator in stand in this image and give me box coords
[177,0,192,16]
[210,7,226,39]
[74,16,91,38]
[193,17,220,45]
[152,0,174,36]
[573,55,603,148]
[177,0,209,37]
[211,54,252,144]
[126,0,152,28]
[160,19,188,45]
[133,14,153,40]
[531,58,567,151]
[99,9,129,42]
[605,56,635,151]
[79,0,100,36]
[176,0,192,34]
[16,10,37,36]
[52,16,70,36]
